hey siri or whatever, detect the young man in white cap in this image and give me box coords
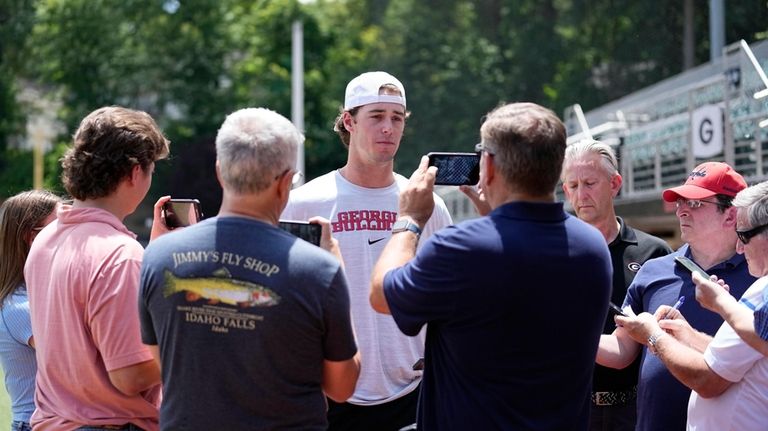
[282,71,452,430]
[596,161,755,431]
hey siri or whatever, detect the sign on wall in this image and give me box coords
[691,104,724,158]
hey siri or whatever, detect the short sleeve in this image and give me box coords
[322,268,358,361]
[384,230,462,336]
[704,321,763,383]
[622,259,656,314]
[138,262,158,346]
[88,257,154,371]
[754,302,768,341]
[1,294,33,346]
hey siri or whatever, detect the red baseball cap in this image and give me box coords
[662,162,746,202]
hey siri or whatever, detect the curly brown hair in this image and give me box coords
[61,106,170,200]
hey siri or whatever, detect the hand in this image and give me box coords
[309,216,344,269]
[614,312,662,345]
[653,304,685,321]
[399,156,436,227]
[149,195,172,241]
[459,184,491,216]
[692,272,735,314]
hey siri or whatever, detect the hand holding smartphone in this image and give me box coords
[609,301,627,317]
[427,152,480,186]
[278,220,322,246]
[674,256,709,279]
[163,199,202,229]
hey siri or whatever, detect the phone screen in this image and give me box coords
[427,152,480,186]
[674,256,709,279]
[278,220,322,246]
[163,199,202,229]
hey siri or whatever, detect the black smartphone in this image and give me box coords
[427,152,480,186]
[609,301,627,317]
[162,198,202,229]
[674,256,709,279]
[278,220,322,246]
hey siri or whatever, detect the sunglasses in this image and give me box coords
[675,198,722,210]
[736,224,768,244]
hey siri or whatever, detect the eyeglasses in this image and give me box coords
[291,171,304,189]
[736,223,768,244]
[274,169,304,189]
[675,198,722,210]
[474,142,495,156]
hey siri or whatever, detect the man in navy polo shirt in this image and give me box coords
[596,162,755,431]
[370,102,612,431]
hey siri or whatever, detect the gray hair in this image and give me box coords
[215,108,303,194]
[562,139,619,180]
[733,181,768,232]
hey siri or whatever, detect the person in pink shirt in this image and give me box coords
[24,106,170,431]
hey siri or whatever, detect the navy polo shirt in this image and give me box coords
[384,201,612,431]
[625,244,755,431]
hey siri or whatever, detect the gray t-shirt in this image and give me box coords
[139,216,357,430]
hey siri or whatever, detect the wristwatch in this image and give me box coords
[648,331,665,355]
[392,219,422,239]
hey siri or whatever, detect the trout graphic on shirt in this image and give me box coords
[163,268,280,307]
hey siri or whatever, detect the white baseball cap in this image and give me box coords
[344,71,406,110]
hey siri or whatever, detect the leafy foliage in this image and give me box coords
[0,0,766,206]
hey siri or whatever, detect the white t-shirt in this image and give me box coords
[687,276,768,431]
[282,170,453,405]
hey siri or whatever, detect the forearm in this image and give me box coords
[720,303,768,356]
[652,332,730,398]
[595,331,640,369]
[685,330,714,353]
[370,231,418,314]
[108,359,161,396]
[322,353,362,402]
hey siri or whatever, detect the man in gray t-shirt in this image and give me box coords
[139,108,360,430]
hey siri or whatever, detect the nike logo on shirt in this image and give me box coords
[368,237,387,245]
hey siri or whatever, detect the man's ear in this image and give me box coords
[610,173,623,197]
[482,154,495,186]
[215,160,223,187]
[342,111,355,133]
[129,164,144,185]
[276,170,294,201]
[723,205,738,228]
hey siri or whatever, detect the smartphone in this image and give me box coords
[427,152,480,186]
[609,301,627,317]
[163,198,202,229]
[278,220,322,246]
[674,256,710,279]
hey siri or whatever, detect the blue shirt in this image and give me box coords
[0,286,37,422]
[384,201,612,431]
[754,298,768,341]
[624,244,755,431]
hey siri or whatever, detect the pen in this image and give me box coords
[663,296,685,319]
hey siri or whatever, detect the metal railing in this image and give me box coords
[440,40,768,223]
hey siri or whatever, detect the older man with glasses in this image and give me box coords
[612,180,768,430]
[691,181,768,360]
[596,161,756,431]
